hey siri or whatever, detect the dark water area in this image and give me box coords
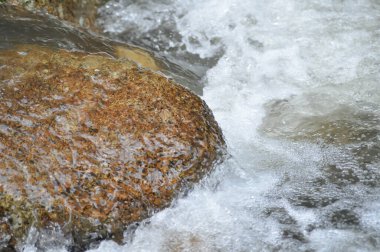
[0,5,203,94]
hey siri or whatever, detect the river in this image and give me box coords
[24,0,380,251]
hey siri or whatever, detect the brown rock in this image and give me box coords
[0,5,203,95]
[0,45,225,250]
[6,0,105,31]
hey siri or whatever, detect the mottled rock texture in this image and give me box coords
[6,0,105,31]
[0,5,202,95]
[0,45,225,251]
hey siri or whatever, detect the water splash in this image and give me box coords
[94,0,380,251]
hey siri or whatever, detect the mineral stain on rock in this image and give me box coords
[0,45,225,251]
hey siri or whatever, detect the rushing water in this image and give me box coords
[92,1,380,251]
[15,0,380,251]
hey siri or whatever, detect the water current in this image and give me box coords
[93,1,380,251]
[8,0,380,251]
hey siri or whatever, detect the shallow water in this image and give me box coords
[14,0,380,251]
[93,0,380,251]
[0,5,202,94]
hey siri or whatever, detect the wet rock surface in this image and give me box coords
[0,5,203,95]
[6,0,105,31]
[261,97,380,146]
[0,45,225,251]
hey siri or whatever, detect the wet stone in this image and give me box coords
[327,209,361,229]
[0,5,203,95]
[281,228,307,243]
[6,0,105,31]
[0,45,225,250]
[261,97,380,146]
[263,207,297,225]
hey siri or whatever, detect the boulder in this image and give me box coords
[0,45,225,251]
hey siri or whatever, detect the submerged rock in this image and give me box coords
[0,5,203,95]
[260,96,380,145]
[261,94,380,224]
[0,45,225,250]
[6,0,105,31]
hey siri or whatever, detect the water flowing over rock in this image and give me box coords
[6,0,105,31]
[0,45,225,251]
[90,1,380,251]
[0,5,203,94]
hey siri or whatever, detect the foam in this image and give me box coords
[31,0,380,250]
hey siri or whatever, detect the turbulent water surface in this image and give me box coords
[24,0,380,251]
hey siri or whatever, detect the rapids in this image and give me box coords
[17,0,380,251]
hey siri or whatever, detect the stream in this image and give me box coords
[93,1,380,251]
[11,0,380,251]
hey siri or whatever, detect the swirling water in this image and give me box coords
[21,0,380,251]
[92,1,380,251]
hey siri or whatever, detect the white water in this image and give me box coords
[29,0,380,251]
[95,0,380,251]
